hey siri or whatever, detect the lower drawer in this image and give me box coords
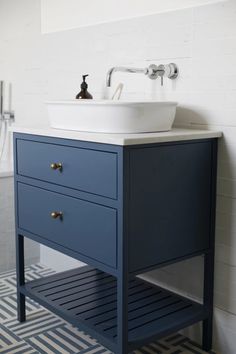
[17,183,117,268]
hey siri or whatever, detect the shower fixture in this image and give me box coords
[0,81,15,122]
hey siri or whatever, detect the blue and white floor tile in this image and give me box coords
[0,264,214,354]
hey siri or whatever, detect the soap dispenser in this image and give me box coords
[76,74,93,99]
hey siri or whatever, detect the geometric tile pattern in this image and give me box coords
[0,264,214,353]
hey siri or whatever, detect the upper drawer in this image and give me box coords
[16,139,117,199]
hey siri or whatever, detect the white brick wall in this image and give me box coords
[41,0,225,33]
[0,0,236,351]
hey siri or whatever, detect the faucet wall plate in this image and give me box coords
[147,63,178,80]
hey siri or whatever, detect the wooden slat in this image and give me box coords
[128,302,190,332]
[78,285,159,324]
[70,282,149,316]
[30,265,95,289]
[128,304,205,343]
[35,268,102,292]
[52,277,117,304]
[66,286,118,311]
[90,291,168,327]
[106,301,190,337]
[40,272,110,297]
[58,278,138,309]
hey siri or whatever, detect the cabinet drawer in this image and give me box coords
[17,183,117,268]
[16,139,117,199]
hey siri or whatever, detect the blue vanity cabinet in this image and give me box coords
[14,133,218,354]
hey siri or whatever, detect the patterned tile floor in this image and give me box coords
[0,264,214,354]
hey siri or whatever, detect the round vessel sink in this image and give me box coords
[47,100,178,134]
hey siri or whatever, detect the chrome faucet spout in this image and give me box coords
[106,66,148,87]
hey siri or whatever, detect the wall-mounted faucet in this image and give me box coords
[106,63,178,87]
[0,81,15,121]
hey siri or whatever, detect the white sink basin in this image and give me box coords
[47,100,177,134]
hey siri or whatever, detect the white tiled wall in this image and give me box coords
[1,0,236,352]
[41,0,224,33]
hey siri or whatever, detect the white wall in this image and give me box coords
[1,0,236,352]
[41,0,225,33]
[40,246,84,272]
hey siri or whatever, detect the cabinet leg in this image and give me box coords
[16,234,26,322]
[17,292,26,323]
[202,139,217,351]
[117,275,129,354]
[202,317,213,352]
[202,252,214,351]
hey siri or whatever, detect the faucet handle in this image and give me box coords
[147,64,159,80]
[165,63,179,79]
[147,63,178,84]
[157,64,165,86]
[147,64,165,84]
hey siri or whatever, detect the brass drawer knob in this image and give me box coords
[50,211,63,219]
[50,162,62,171]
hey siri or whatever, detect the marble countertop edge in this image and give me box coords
[9,126,222,146]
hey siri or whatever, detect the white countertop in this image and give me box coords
[10,126,222,146]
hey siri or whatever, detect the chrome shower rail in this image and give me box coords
[0,81,3,119]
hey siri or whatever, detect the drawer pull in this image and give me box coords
[50,162,62,171]
[50,211,63,219]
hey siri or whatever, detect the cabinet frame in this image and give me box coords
[14,133,218,353]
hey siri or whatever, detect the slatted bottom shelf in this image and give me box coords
[20,265,207,352]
